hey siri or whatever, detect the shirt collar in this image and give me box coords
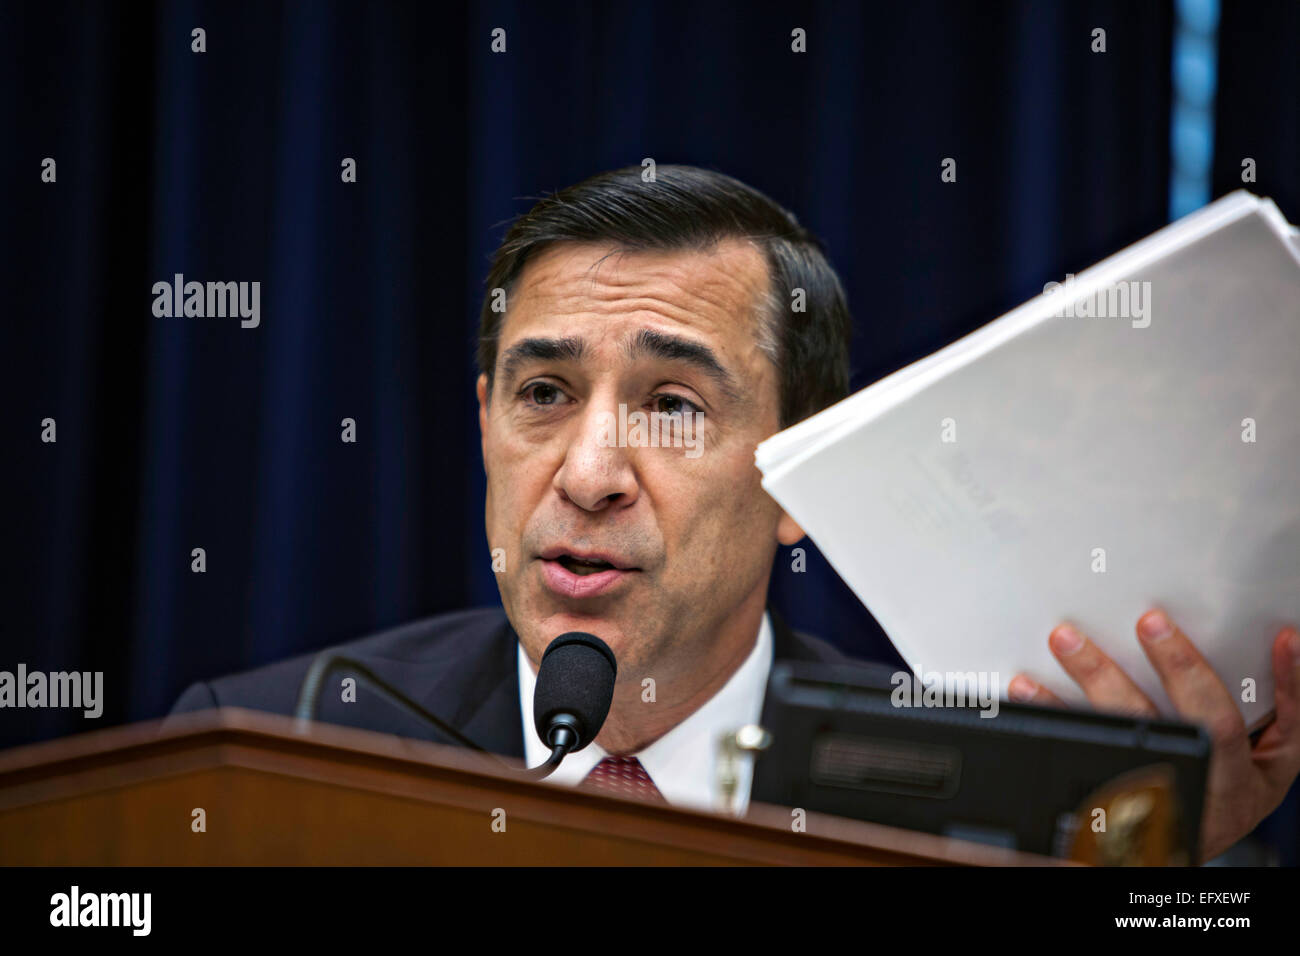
[518,611,773,814]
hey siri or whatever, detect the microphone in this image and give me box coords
[527,632,617,779]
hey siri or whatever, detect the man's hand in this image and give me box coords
[1006,610,1300,863]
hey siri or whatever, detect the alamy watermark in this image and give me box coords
[891,668,1000,718]
[596,403,702,458]
[50,886,150,936]
[1043,273,1151,328]
[152,273,260,328]
[0,664,103,718]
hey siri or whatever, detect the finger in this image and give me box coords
[1269,627,1300,740]
[1203,626,1300,826]
[1007,674,1066,706]
[1047,622,1159,717]
[1250,628,1300,796]
[1135,609,1248,757]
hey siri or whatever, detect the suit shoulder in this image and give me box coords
[168,606,511,716]
[787,627,851,663]
[332,606,510,661]
[785,626,903,689]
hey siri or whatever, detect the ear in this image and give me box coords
[776,509,805,547]
[476,373,490,460]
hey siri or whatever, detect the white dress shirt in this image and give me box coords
[517,611,773,815]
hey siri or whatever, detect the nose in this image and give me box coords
[553,400,640,513]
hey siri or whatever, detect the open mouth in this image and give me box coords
[555,555,617,576]
[539,549,637,599]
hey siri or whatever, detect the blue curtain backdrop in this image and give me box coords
[1,0,1296,859]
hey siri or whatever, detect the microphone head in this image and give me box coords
[532,632,617,752]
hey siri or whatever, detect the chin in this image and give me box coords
[541,612,646,662]
[549,612,630,644]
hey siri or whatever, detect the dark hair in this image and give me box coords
[476,165,851,429]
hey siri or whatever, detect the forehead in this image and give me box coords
[501,239,772,350]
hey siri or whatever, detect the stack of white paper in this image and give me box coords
[758,191,1300,732]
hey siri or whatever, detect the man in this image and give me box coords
[172,165,1300,860]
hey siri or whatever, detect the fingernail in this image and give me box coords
[1051,624,1084,656]
[1287,629,1300,667]
[1008,676,1038,702]
[1139,610,1174,643]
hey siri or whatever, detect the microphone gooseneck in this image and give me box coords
[293,633,617,780]
[294,653,489,752]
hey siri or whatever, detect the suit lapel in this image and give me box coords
[418,615,524,760]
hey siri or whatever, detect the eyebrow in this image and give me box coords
[623,328,741,404]
[498,336,587,386]
[497,329,742,405]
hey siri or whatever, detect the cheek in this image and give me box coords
[656,452,775,565]
[484,433,554,538]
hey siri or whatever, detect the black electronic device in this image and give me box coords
[752,660,1212,861]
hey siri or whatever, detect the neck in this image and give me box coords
[593,591,769,755]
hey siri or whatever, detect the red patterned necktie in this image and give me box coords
[581,755,666,803]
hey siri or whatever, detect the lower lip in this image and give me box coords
[540,559,636,599]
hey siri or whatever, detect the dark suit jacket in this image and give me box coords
[169,605,851,759]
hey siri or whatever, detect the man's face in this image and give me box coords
[477,240,803,687]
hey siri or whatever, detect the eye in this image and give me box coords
[651,393,703,417]
[519,381,570,407]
